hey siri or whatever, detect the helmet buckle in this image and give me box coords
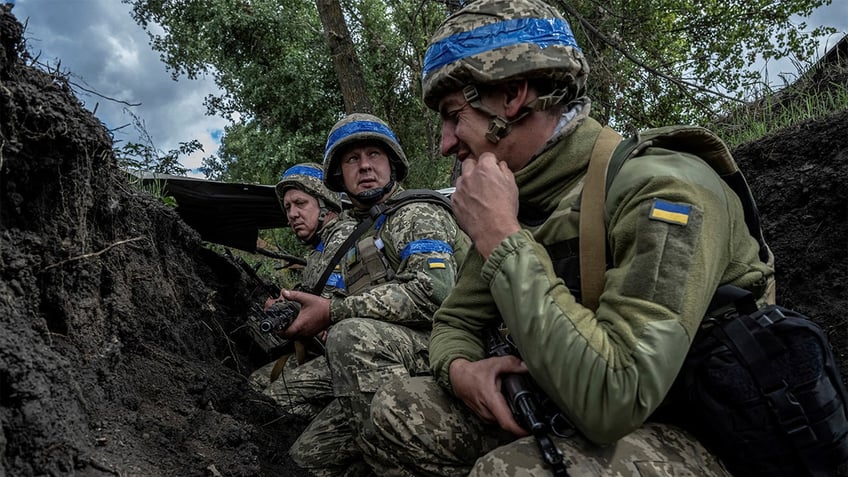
[462,85,480,104]
[485,116,509,144]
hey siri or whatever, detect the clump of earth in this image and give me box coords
[1,6,846,476]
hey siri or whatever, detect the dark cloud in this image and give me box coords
[11,0,227,174]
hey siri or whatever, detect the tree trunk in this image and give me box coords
[315,0,372,114]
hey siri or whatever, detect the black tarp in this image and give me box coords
[134,172,285,252]
[132,172,455,256]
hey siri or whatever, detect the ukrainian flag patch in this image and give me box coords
[428,258,447,269]
[649,199,691,226]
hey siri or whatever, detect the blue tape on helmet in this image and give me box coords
[283,164,323,181]
[324,121,400,161]
[423,17,580,78]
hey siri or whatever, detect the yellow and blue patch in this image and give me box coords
[648,199,691,226]
[344,247,358,267]
[428,258,447,269]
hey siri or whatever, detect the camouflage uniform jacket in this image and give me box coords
[300,217,356,298]
[330,186,470,328]
[429,105,775,445]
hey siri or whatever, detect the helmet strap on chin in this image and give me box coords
[352,176,395,206]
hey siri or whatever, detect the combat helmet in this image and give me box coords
[276,163,341,242]
[322,113,409,202]
[421,0,589,142]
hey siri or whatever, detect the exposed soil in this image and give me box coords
[1,7,307,477]
[1,7,846,477]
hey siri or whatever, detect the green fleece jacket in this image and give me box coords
[429,113,774,444]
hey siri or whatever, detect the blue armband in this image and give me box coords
[326,272,345,290]
[400,239,453,261]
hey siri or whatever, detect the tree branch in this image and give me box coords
[556,0,743,104]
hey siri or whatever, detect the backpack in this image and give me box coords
[581,125,848,476]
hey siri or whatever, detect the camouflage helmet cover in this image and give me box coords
[322,113,409,192]
[421,0,589,110]
[276,162,342,212]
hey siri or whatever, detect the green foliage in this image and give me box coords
[125,0,836,189]
[710,61,848,147]
[121,172,178,207]
[348,0,457,188]
[114,108,198,207]
[261,227,309,267]
[125,0,342,184]
[118,140,200,176]
[560,0,836,130]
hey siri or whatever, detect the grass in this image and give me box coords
[710,61,848,148]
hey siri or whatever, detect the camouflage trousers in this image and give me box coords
[290,318,431,477]
[248,351,333,419]
[364,376,733,477]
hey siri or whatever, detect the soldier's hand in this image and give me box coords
[278,289,331,339]
[263,295,282,311]
[449,356,529,437]
[452,153,521,259]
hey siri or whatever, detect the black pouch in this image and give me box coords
[673,286,848,476]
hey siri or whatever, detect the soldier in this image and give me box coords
[248,163,354,419]
[363,0,775,476]
[278,113,470,476]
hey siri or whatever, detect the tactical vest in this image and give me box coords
[344,225,395,295]
[313,189,455,297]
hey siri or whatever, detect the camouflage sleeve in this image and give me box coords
[482,149,771,444]
[300,217,356,298]
[329,203,467,328]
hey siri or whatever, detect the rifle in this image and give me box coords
[483,326,570,477]
[233,254,281,299]
[229,254,295,358]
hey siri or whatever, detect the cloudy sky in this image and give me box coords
[9,0,227,177]
[6,0,847,177]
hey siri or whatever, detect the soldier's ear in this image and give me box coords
[502,80,530,119]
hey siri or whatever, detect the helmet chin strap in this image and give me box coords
[352,173,396,206]
[463,84,571,144]
[301,199,330,246]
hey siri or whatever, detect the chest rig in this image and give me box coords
[311,189,453,297]
[343,216,394,295]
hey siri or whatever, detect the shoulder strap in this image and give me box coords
[579,126,772,311]
[606,126,770,264]
[383,188,453,214]
[309,214,376,296]
[309,189,452,296]
[579,126,622,312]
